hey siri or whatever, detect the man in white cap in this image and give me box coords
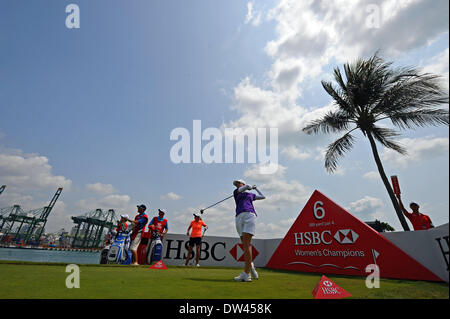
[184,212,208,267]
[232,179,265,282]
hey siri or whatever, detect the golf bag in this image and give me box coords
[107,231,132,265]
[137,231,151,265]
[99,243,110,264]
[147,231,163,265]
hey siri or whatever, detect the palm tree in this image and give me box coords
[303,53,449,231]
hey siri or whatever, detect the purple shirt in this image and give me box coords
[234,189,257,216]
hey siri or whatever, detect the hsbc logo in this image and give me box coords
[334,229,359,244]
[229,243,259,262]
[294,229,359,246]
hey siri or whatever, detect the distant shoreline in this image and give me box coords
[0,245,101,253]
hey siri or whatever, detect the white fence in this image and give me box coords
[159,233,281,268]
[382,223,449,283]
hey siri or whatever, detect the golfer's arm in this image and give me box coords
[238,185,252,193]
[254,188,265,200]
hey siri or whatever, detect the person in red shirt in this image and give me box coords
[184,213,208,267]
[396,194,434,231]
[148,209,169,239]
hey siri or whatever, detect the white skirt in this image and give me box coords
[235,212,257,237]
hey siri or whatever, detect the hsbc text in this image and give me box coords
[294,231,332,245]
[164,239,226,261]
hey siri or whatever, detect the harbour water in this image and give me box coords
[0,247,101,264]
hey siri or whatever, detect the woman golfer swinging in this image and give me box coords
[232,179,265,282]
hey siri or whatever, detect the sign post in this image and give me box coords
[391,175,401,196]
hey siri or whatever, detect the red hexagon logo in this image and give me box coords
[229,243,259,262]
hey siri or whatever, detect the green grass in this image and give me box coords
[0,261,448,299]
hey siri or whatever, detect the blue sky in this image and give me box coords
[0,0,448,238]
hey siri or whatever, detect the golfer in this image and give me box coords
[184,213,208,267]
[232,179,265,282]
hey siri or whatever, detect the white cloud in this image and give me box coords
[245,2,262,26]
[76,194,131,213]
[86,183,116,195]
[160,192,182,201]
[243,163,312,212]
[226,77,335,148]
[348,196,384,213]
[422,48,449,91]
[346,195,402,229]
[0,152,72,192]
[0,148,74,232]
[281,145,312,160]
[381,136,449,168]
[228,0,449,154]
[363,171,380,180]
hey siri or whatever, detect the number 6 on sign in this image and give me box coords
[313,201,325,220]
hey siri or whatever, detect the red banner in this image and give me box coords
[266,190,441,281]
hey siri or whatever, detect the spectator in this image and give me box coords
[396,194,434,231]
[116,214,129,233]
[149,209,169,239]
[184,213,208,267]
[126,205,149,265]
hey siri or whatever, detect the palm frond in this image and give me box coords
[303,110,353,135]
[324,131,356,173]
[373,73,449,116]
[388,108,449,129]
[321,81,355,116]
[370,126,407,155]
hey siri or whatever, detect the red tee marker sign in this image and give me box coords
[391,176,401,196]
[266,190,442,282]
[229,243,259,262]
[149,260,168,270]
[312,275,352,299]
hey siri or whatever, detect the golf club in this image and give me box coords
[200,194,234,214]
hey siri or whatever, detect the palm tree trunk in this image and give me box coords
[367,132,411,231]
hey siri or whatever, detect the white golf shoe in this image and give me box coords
[250,263,259,280]
[234,272,252,282]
